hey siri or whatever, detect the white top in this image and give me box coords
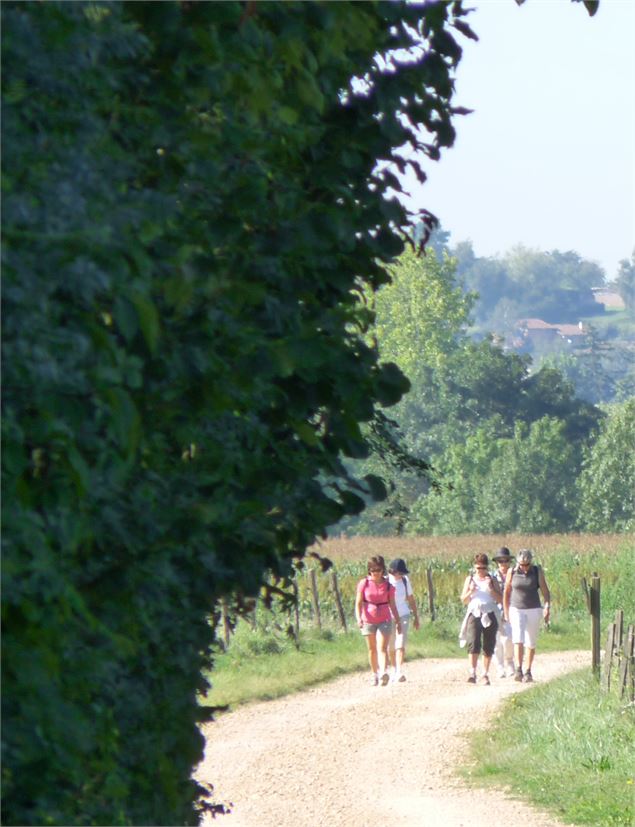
[388,574,411,617]
[469,573,498,614]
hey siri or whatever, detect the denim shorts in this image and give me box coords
[361,620,392,637]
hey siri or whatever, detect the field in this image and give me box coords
[312,532,629,562]
[294,533,634,632]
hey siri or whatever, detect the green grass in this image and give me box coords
[465,669,635,826]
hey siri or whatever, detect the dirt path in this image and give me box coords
[196,650,587,827]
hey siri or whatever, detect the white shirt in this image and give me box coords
[388,574,411,617]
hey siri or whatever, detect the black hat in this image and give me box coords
[493,547,515,563]
[389,558,409,575]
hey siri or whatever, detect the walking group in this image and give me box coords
[355,548,551,687]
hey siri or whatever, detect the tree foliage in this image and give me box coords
[1,1,477,823]
[578,399,635,532]
[339,250,603,536]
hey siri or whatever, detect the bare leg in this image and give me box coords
[526,647,536,672]
[365,633,379,675]
[377,629,390,676]
[515,642,525,671]
[395,647,405,672]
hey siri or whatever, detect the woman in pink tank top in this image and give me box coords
[355,555,401,686]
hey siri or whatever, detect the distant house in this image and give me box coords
[515,318,587,349]
[591,287,625,310]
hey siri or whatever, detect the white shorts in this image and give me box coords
[509,606,542,648]
[389,615,410,650]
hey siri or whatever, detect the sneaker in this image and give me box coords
[498,669,506,679]
[523,670,533,683]
[371,674,379,686]
[481,675,490,686]
[380,672,390,686]
[398,674,407,682]
[467,675,477,684]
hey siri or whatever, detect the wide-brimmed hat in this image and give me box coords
[493,547,515,563]
[389,558,409,575]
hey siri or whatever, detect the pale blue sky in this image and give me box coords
[404,0,635,281]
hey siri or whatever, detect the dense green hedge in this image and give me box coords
[1,2,474,823]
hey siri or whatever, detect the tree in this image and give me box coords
[578,399,635,532]
[410,417,579,534]
[2,2,476,824]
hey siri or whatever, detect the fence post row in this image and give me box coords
[602,609,634,702]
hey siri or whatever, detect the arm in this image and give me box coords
[355,583,364,628]
[460,575,475,605]
[538,566,551,621]
[407,592,420,630]
[503,569,513,621]
[388,589,402,631]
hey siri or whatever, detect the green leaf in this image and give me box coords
[130,293,160,354]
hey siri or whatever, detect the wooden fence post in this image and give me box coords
[614,609,624,652]
[589,573,601,677]
[309,569,322,630]
[426,566,436,622]
[291,578,300,648]
[331,570,348,632]
[220,597,231,650]
[619,624,634,701]
[602,623,616,692]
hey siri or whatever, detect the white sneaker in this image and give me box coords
[371,674,379,686]
[498,669,506,679]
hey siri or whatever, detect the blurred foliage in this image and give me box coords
[1,1,478,823]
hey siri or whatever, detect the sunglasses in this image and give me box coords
[475,566,488,570]
[369,568,383,573]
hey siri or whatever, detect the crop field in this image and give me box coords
[312,532,629,563]
[232,533,634,639]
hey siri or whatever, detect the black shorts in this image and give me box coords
[466,612,498,656]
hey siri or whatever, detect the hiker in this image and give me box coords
[355,555,401,686]
[492,547,515,678]
[503,548,551,683]
[459,553,502,685]
[387,558,420,683]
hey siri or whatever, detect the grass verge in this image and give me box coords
[465,669,635,826]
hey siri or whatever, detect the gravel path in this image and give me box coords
[196,650,587,827]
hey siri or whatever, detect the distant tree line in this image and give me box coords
[420,230,635,404]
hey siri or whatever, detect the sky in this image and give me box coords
[402,0,635,281]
